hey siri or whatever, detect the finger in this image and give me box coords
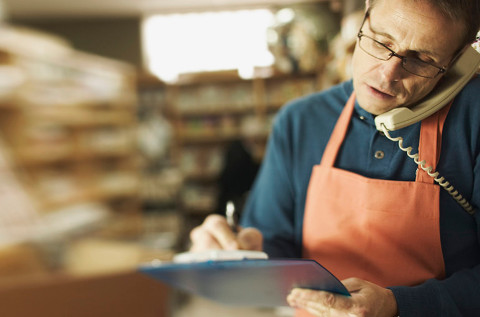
[287,288,331,316]
[202,214,240,250]
[287,288,353,313]
[237,227,263,250]
[341,277,371,293]
[189,226,223,251]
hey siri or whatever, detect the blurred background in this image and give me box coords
[0,0,364,316]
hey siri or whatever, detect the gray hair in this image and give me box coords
[368,0,480,47]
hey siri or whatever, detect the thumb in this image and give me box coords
[237,227,263,250]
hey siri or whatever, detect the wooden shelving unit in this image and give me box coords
[0,25,139,221]
[138,70,323,219]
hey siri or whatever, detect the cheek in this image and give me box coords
[403,79,440,105]
[352,47,378,83]
[351,48,365,78]
[352,48,367,89]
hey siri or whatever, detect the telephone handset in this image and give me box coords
[373,46,480,215]
[375,46,480,131]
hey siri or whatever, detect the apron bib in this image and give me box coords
[298,93,449,316]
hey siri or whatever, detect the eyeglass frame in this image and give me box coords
[356,12,447,79]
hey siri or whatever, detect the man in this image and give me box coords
[190,0,480,316]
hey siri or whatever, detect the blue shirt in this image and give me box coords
[241,79,480,316]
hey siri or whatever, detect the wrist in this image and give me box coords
[385,288,399,317]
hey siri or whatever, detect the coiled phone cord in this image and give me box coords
[380,123,475,215]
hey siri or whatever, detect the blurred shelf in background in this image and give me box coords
[137,68,324,235]
[0,25,181,290]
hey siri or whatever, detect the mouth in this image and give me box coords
[367,85,396,99]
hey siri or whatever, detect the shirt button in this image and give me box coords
[374,150,385,159]
[359,115,365,120]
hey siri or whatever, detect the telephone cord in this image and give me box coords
[380,124,475,215]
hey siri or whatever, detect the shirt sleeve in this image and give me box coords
[390,262,480,316]
[240,107,302,258]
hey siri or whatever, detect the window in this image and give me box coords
[142,9,275,82]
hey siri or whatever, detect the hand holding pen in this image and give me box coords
[189,201,263,252]
[226,200,239,234]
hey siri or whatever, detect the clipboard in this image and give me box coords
[139,258,350,307]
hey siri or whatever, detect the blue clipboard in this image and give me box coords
[139,258,350,307]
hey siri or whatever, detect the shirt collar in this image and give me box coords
[353,98,376,126]
[344,80,377,126]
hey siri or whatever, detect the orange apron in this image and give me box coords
[299,93,449,316]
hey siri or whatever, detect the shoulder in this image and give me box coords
[274,80,352,127]
[454,75,480,108]
[448,75,480,125]
[444,75,480,153]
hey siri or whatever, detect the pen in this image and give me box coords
[226,200,238,233]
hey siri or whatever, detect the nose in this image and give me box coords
[378,56,405,82]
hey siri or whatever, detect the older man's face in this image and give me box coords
[352,0,466,115]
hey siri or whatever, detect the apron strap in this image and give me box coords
[320,93,356,167]
[416,101,453,184]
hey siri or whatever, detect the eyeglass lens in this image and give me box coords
[358,35,441,78]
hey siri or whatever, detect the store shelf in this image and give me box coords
[137,70,322,217]
[21,108,136,127]
[0,25,139,219]
[179,132,239,143]
[17,149,134,166]
[183,172,218,183]
[177,106,255,117]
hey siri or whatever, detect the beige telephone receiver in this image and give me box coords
[375,46,480,131]
[374,46,480,215]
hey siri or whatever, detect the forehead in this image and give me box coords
[369,0,465,57]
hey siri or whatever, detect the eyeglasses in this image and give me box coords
[357,13,447,79]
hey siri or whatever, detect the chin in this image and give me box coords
[357,96,400,115]
[365,106,395,115]
[355,84,397,114]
